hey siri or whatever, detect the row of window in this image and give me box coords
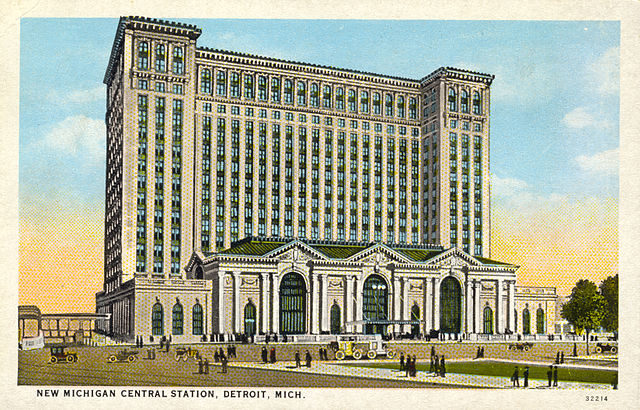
[482,307,546,335]
[448,88,483,114]
[137,41,184,75]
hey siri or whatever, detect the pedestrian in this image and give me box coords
[475,346,480,359]
[547,366,553,387]
[511,366,520,387]
[405,355,411,377]
[429,355,435,373]
[261,346,268,363]
[204,358,210,375]
[295,351,301,368]
[555,351,560,364]
[553,365,558,387]
[265,333,270,344]
[270,347,276,363]
[560,351,564,364]
[214,350,220,363]
[431,345,435,358]
[523,366,529,388]
[165,338,170,353]
[274,333,278,343]
[227,345,232,358]
[480,347,485,358]
[440,355,446,377]
[433,354,439,375]
[221,355,228,374]
[198,357,204,374]
[219,347,225,360]
[319,347,324,361]
[411,355,418,377]
[305,350,312,367]
[399,352,405,371]
[573,343,577,357]
[159,339,164,351]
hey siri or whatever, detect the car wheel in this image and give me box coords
[367,350,377,359]
[595,346,602,354]
[524,346,529,351]
[49,356,57,364]
[335,350,345,360]
[353,350,362,360]
[67,355,74,363]
[610,346,618,354]
[108,355,116,363]
[387,350,396,359]
[128,355,136,363]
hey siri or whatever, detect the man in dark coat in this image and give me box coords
[411,355,418,377]
[555,352,560,364]
[295,351,301,368]
[431,345,436,358]
[204,358,210,375]
[560,351,564,364]
[433,354,439,375]
[399,352,405,371]
[573,343,578,357]
[523,366,529,388]
[405,356,411,377]
[305,350,312,367]
[553,365,558,387]
[261,346,268,363]
[547,366,553,387]
[198,357,204,374]
[429,355,435,373]
[270,347,276,363]
[440,355,446,377]
[511,366,519,387]
[221,355,228,374]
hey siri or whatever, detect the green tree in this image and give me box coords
[561,279,606,355]
[599,275,618,334]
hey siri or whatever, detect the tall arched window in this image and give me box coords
[310,83,319,107]
[230,72,240,98]
[385,94,394,116]
[172,46,183,75]
[216,71,227,96]
[200,69,211,94]
[335,87,344,110]
[397,96,405,118]
[411,304,420,336]
[473,91,482,114]
[244,74,255,99]
[172,302,183,335]
[152,302,163,335]
[244,302,256,336]
[137,41,149,70]
[258,76,267,101]
[461,90,469,113]
[440,276,461,333]
[192,303,203,335]
[284,79,293,104]
[373,92,381,115]
[483,306,493,334]
[408,97,417,119]
[330,303,341,334]
[155,44,166,72]
[363,274,388,334]
[523,308,531,335]
[297,81,306,105]
[360,91,369,113]
[195,266,204,280]
[279,273,306,334]
[536,308,545,334]
[323,85,332,108]
[348,89,357,112]
[448,88,457,112]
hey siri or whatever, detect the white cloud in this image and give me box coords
[67,86,105,104]
[588,46,619,96]
[575,147,619,176]
[563,107,595,129]
[43,115,105,162]
[491,174,529,197]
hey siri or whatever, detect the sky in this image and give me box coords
[19,18,619,312]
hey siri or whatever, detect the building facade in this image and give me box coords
[96,17,555,341]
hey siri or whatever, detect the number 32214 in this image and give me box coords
[586,396,608,401]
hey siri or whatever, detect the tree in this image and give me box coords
[599,275,618,335]
[561,279,606,355]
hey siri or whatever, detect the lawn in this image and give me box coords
[347,360,617,385]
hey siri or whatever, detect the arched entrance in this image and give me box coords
[483,306,493,334]
[279,273,306,334]
[523,308,531,335]
[536,308,545,334]
[363,274,388,335]
[440,276,462,333]
[244,302,256,336]
[330,303,341,334]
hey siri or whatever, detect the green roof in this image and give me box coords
[474,256,514,266]
[395,248,444,262]
[218,240,286,256]
[310,244,369,259]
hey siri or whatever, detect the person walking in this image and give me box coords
[198,357,204,374]
[165,338,170,353]
[295,351,301,368]
[573,343,577,357]
[411,355,417,377]
[204,358,210,375]
[547,366,553,387]
[511,366,520,387]
[431,345,435,358]
[405,355,411,377]
[305,350,312,368]
[433,354,439,375]
[270,347,276,364]
[440,355,446,377]
[261,346,268,363]
[553,365,558,387]
[399,352,405,371]
[221,355,228,374]
[560,351,564,364]
[523,366,529,388]
[480,347,485,358]
[555,352,560,364]
[429,355,435,374]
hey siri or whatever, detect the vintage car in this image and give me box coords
[107,349,139,363]
[48,346,78,363]
[594,343,618,354]
[508,342,534,351]
[175,347,201,361]
[329,335,396,360]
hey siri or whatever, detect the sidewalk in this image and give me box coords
[226,359,613,389]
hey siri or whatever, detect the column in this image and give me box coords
[311,274,320,334]
[474,280,481,333]
[271,273,279,334]
[402,277,410,333]
[393,276,401,334]
[465,279,473,333]
[355,275,363,333]
[345,275,354,333]
[496,279,504,334]
[217,272,225,334]
[432,277,440,331]
[260,273,270,334]
[233,272,241,333]
[508,280,516,333]
[320,274,329,332]
[423,278,432,334]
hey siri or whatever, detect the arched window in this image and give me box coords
[155,44,166,72]
[310,83,319,107]
[297,81,306,105]
[348,89,356,112]
[461,90,469,113]
[397,96,405,118]
[284,79,293,104]
[440,276,461,333]
[230,72,240,98]
[411,304,420,336]
[216,71,226,96]
[523,308,531,335]
[279,273,306,334]
[172,302,183,335]
[360,91,369,113]
[408,97,417,119]
[473,91,482,114]
[335,87,344,110]
[483,306,493,334]
[323,85,332,108]
[244,302,256,336]
[385,94,394,116]
[373,92,381,115]
[172,46,183,75]
[192,303,203,335]
[244,74,254,99]
[448,88,457,112]
[137,41,149,70]
[270,77,280,102]
[200,69,211,94]
[536,308,545,334]
[330,303,341,334]
[152,302,163,335]
[363,274,388,334]
[195,266,204,280]
[258,76,267,101]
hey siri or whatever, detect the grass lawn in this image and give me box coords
[347,360,617,385]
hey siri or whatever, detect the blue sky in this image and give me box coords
[19,18,619,216]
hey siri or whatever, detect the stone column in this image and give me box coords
[345,275,354,333]
[508,280,516,333]
[424,278,431,334]
[392,276,401,334]
[474,280,481,333]
[433,277,440,331]
[311,274,320,334]
[355,275,364,333]
[260,273,270,334]
[217,272,225,334]
[233,272,241,333]
[271,273,279,334]
[320,274,329,332]
[466,279,473,333]
[402,277,410,333]
[496,279,504,334]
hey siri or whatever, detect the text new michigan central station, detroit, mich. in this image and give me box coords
[36,388,302,398]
